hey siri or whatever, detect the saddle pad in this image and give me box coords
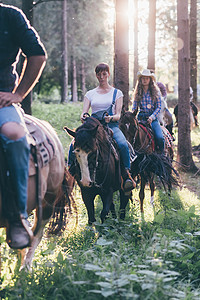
[139,123,155,151]
[24,115,55,169]
[161,126,173,148]
[127,141,137,163]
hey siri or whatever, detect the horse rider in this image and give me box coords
[132,69,165,154]
[174,86,199,127]
[68,62,136,195]
[0,3,46,249]
[156,81,175,140]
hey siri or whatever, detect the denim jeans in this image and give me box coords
[151,119,165,152]
[108,123,130,169]
[0,105,29,219]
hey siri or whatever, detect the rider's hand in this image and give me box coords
[0,92,22,108]
[81,112,89,123]
[147,116,153,124]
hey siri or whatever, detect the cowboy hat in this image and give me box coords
[137,69,156,81]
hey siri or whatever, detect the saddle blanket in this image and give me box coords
[161,126,173,148]
[24,114,55,175]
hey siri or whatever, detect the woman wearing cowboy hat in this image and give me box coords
[132,69,165,153]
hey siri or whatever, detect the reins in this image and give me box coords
[92,135,112,189]
[132,119,154,153]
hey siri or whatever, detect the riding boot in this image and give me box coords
[1,135,33,249]
[121,168,136,195]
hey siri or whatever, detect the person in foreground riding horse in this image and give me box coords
[156,81,175,140]
[0,3,46,249]
[70,62,136,194]
[132,69,165,154]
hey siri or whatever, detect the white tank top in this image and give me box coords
[85,87,123,114]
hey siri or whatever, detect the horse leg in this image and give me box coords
[100,188,114,223]
[149,176,155,207]
[22,218,50,270]
[109,201,117,219]
[119,189,129,220]
[139,176,145,214]
[81,189,96,225]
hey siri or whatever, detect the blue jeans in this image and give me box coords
[151,119,165,152]
[0,105,29,219]
[108,123,130,169]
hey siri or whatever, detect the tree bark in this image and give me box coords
[133,0,138,88]
[114,0,129,111]
[147,0,156,71]
[80,61,86,101]
[177,0,197,172]
[190,0,197,103]
[71,57,78,102]
[61,0,68,103]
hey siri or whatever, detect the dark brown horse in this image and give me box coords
[119,110,178,213]
[64,117,132,223]
[0,115,75,270]
[174,102,199,128]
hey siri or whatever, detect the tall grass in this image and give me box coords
[1,101,200,300]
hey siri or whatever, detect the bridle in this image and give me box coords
[91,137,112,189]
[126,116,153,153]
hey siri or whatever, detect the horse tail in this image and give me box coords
[132,152,179,191]
[47,166,78,235]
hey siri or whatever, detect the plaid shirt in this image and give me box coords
[132,90,162,121]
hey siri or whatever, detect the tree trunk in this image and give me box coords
[61,0,68,103]
[80,61,86,101]
[114,0,129,111]
[71,57,78,102]
[133,0,138,88]
[177,0,197,172]
[147,0,156,71]
[21,0,34,115]
[190,0,197,103]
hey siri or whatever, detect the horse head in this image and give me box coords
[119,110,139,145]
[64,117,104,187]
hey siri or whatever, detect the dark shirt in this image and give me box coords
[0,4,46,92]
[157,82,167,98]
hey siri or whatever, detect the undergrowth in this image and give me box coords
[0,101,200,299]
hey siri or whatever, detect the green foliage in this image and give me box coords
[1,102,200,299]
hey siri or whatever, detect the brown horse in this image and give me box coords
[64,117,132,223]
[174,102,199,128]
[0,114,75,270]
[119,110,177,213]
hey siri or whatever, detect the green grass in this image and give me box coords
[1,101,200,299]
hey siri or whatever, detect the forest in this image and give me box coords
[1,0,200,299]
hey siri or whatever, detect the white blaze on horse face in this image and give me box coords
[125,123,130,131]
[74,148,92,187]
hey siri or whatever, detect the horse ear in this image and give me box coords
[63,126,76,138]
[133,107,138,117]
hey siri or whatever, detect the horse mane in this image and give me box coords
[76,117,111,155]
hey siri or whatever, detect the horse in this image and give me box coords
[64,116,132,223]
[119,110,178,213]
[157,97,174,139]
[174,102,199,128]
[0,114,75,270]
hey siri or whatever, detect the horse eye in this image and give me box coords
[74,148,80,153]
